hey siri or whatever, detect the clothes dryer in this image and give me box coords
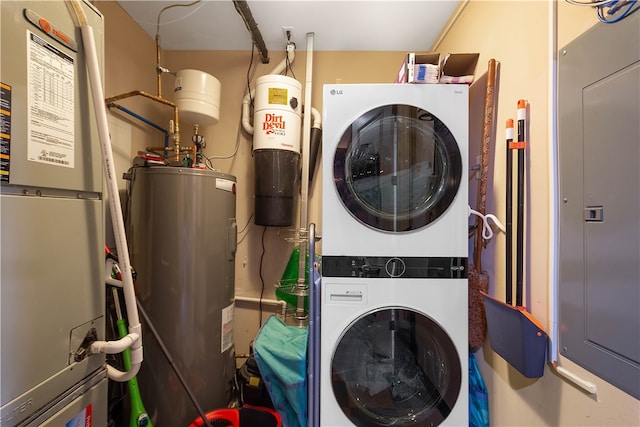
[322,84,468,258]
[319,262,468,427]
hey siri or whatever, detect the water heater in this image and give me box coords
[252,74,302,226]
[126,167,237,426]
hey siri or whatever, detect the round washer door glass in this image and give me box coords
[334,104,462,232]
[331,308,462,426]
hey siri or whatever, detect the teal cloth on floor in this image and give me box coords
[469,352,490,427]
[254,314,308,427]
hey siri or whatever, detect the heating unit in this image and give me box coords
[1,1,108,425]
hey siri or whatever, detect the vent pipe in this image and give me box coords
[233,0,269,64]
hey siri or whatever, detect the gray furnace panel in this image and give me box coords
[558,13,639,399]
[1,1,107,425]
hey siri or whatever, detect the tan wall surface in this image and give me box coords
[97,0,639,425]
[439,1,639,426]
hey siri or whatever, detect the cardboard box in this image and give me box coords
[394,53,411,83]
[439,53,480,84]
[395,52,441,84]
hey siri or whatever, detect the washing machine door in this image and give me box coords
[331,308,462,426]
[333,104,462,232]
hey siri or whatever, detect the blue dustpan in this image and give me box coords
[481,291,547,378]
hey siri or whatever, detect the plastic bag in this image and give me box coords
[469,352,490,427]
[254,315,308,427]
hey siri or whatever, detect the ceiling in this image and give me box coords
[116,0,461,53]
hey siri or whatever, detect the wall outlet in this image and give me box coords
[282,26,294,42]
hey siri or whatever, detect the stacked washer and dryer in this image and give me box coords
[320,84,469,426]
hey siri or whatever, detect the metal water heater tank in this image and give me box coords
[126,167,237,426]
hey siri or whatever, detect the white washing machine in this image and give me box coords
[319,83,469,426]
[320,273,468,427]
[322,83,469,258]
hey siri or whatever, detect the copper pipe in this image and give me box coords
[146,144,196,156]
[156,34,162,97]
[105,91,179,145]
[105,90,184,163]
[106,89,174,109]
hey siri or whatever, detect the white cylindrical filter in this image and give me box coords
[253,74,302,152]
[174,69,221,125]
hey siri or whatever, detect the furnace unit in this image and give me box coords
[0,1,108,425]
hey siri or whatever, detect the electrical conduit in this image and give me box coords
[67,0,142,383]
[546,0,596,394]
[296,33,315,318]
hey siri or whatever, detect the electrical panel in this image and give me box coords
[558,12,640,399]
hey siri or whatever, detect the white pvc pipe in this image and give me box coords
[241,92,254,134]
[90,333,140,354]
[555,365,597,394]
[547,0,560,368]
[105,276,123,287]
[68,0,142,382]
[311,107,321,129]
[546,0,596,395]
[297,33,314,296]
[235,296,287,318]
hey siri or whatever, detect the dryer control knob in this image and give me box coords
[385,257,406,278]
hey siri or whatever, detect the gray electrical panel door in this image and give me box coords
[558,13,639,399]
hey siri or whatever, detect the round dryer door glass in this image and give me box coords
[331,308,462,426]
[333,104,462,232]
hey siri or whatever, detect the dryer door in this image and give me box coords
[333,104,462,232]
[331,307,462,426]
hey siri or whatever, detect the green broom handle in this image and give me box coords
[114,288,153,427]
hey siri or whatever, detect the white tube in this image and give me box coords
[106,363,141,383]
[68,0,142,383]
[546,0,596,395]
[106,276,123,287]
[242,46,296,135]
[235,296,287,318]
[90,333,140,354]
[547,0,560,367]
[298,33,314,289]
[555,365,597,394]
[241,92,254,134]
[311,107,322,129]
[82,21,143,380]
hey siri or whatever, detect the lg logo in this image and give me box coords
[330,89,343,95]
